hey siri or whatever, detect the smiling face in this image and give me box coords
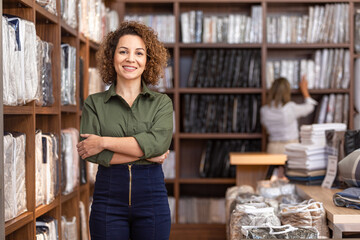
[113,34,147,84]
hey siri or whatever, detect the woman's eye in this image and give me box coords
[119,50,127,54]
[136,52,144,56]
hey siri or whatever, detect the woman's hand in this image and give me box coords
[77,134,104,159]
[147,150,170,164]
[299,75,310,98]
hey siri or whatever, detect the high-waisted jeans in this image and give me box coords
[89,163,171,240]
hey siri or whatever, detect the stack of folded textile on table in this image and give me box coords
[285,123,347,185]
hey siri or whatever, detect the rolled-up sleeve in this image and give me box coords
[133,95,173,159]
[80,96,114,167]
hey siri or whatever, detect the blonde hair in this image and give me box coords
[267,77,291,107]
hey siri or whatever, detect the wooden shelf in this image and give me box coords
[35,3,58,24]
[5,212,33,235]
[170,223,226,239]
[3,105,33,115]
[61,188,79,204]
[61,105,78,113]
[291,89,350,94]
[79,33,87,44]
[35,106,59,115]
[61,19,78,37]
[179,43,262,48]
[3,0,33,8]
[35,199,59,218]
[89,40,100,51]
[179,88,262,94]
[179,133,263,139]
[179,178,236,184]
[267,43,351,49]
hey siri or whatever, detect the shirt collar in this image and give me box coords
[104,80,155,103]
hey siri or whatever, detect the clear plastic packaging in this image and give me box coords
[241,225,319,239]
[230,206,280,240]
[280,199,329,238]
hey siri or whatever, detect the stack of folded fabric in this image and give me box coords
[300,123,347,146]
[284,144,327,185]
[285,123,347,185]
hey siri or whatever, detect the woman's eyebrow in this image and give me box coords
[118,46,145,51]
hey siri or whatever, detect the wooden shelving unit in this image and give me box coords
[2,0,359,239]
[2,0,98,239]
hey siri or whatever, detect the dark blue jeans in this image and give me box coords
[89,164,171,240]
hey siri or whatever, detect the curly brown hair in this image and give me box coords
[96,21,169,85]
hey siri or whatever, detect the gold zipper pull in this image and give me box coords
[128,164,132,206]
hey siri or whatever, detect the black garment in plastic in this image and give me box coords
[344,129,360,156]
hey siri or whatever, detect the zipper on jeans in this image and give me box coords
[128,164,132,206]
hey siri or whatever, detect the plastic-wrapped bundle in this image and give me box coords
[4,133,15,221]
[226,185,255,240]
[61,44,77,105]
[36,38,55,106]
[88,68,105,95]
[7,18,39,105]
[257,179,296,199]
[35,130,44,207]
[36,216,58,240]
[241,225,319,239]
[61,0,78,29]
[36,0,57,15]
[61,216,78,240]
[2,17,18,106]
[280,199,329,238]
[87,161,98,185]
[61,128,80,195]
[6,18,23,105]
[355,10,360,53]
[230,206,281,240]
[4,132,27,221]
[42,133,60,204]
[79,201,89,240]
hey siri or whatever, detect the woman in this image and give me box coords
[260,76,317,178]
[77,21,173,240]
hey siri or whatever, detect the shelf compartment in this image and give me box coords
[35,3,58,24]
[179,133,262,139]
[179,43,262,49]
[179,88,262,94]
[35,198,59,218]
[180,178,236,184]
[267,43,351,49]
[61,19,78,37]
[5,212,33,236]
[3,105,33,115]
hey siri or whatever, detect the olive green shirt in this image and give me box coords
[80,81,173,167]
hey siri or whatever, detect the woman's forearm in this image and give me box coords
[102,136,144,158]
[109,152,139,164]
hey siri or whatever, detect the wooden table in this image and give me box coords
[296,185,360,238]
[230,152,287,188]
